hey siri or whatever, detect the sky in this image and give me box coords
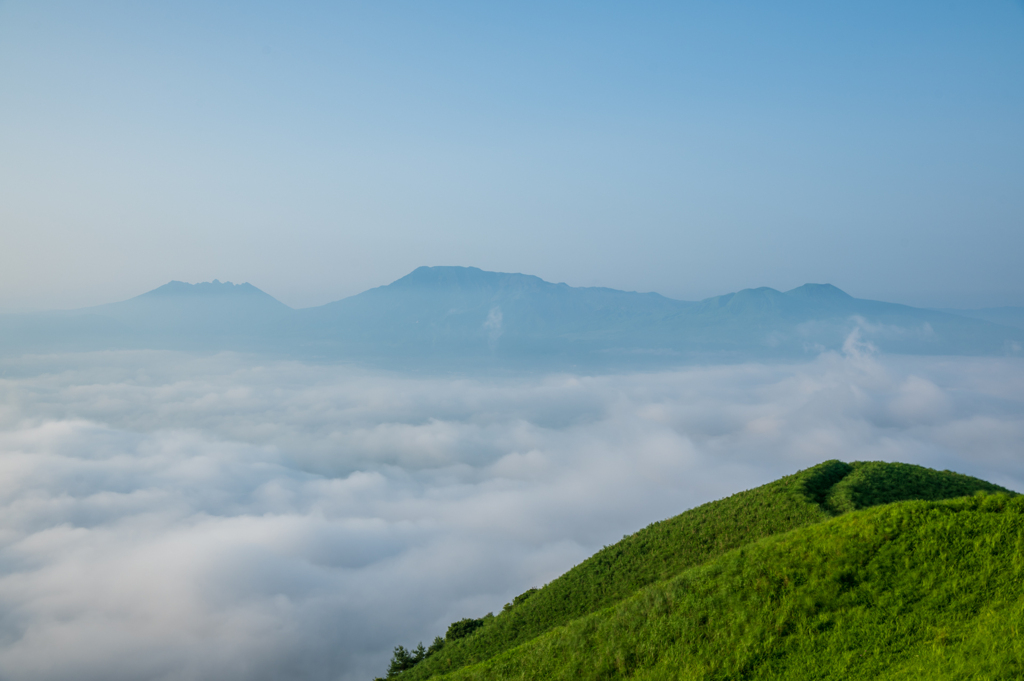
[1,348,1022,680]
[1,1,1023,311]
[2,7,1024,677]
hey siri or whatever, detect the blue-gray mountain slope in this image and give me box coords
[938,306,1024,331]
[0,280,293,354]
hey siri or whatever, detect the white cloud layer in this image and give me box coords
[0,347,1022,680]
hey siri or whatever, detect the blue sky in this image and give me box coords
[1,1,1022,310]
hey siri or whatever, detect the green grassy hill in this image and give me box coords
[376,461,1015,680]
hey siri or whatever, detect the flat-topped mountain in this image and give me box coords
[94,279,293,322]
[301,267,693,359]
[131,278,286,300]
[1,267,1020,365]
[0,280,295,354]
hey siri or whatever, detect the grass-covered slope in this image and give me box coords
[444,493,1024,680]
[384,461,1008,680]
[821,461,1003,513]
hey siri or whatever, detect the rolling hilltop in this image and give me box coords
[374,461,1022,680]
[1,267,1021,366]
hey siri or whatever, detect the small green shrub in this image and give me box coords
[446,618,485,641]
[511,588,537,607]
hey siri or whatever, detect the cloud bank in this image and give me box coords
[0,347,1022,680]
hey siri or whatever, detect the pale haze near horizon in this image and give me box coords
[2,1,1023,312]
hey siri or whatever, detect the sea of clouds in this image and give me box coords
[0,341,1022,681]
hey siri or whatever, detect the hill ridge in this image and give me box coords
[439,492,1024,680]
[376,460,1011,680]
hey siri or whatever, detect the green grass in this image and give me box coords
[381,461,1012,680]
[441,494,1024,680]
[823,461,1006,514]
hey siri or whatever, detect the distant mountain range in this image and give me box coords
[1,267,1021,368]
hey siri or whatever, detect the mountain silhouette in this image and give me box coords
[0,280,293,354]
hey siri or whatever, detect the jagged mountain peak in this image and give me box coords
[387,266,553,292]
[100,279,294,315]
[139,280,268,298]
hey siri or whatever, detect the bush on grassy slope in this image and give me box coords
[384,461,1011,680]
[443,493,1024,680]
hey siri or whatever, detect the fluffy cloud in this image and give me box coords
[0,348,1022,680]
